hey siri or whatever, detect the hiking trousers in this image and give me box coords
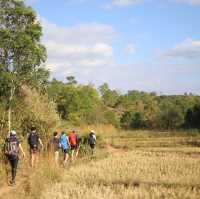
[7,156,19,182]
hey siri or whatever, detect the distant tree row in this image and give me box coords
[47,80,200,130]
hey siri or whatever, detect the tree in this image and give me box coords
[157,100,184,130]
[120,111,133,129]
[66,76,77,85]
[131,112,145,129]
[0,0,46,131]
[185,104,200,129]
[99,83,120,107]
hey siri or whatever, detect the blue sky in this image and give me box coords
[25,0,200,94]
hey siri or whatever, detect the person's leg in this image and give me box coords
[9,157,18,185]
[30,152,34,167]
[75,147,79,159]
[30,150,36,167]
[35,150,39,166]
[11,158,18,184]
[54,151,59,165]
[63,150,69,166]
[90,144,95,155]
[71,149,75,161]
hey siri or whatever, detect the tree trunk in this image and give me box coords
[8,106,11,133]
[8,83,15,133]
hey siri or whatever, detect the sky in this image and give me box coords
[25,0,200,94]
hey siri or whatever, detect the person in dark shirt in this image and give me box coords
[27,127,43,167]
[4,130,25,186]
[49,132,60,165]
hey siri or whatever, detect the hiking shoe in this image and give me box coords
[9,180,16,186]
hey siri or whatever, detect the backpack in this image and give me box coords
[5,137,19,157]
[88,133,96,145]
[52,137,60,151]
[28,132,39,148]
[69,133,77,146]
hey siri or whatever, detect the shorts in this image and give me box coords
[71,145,78,150]
[63,148,69,154]
[90,144,95,149]
[30,146,38,154]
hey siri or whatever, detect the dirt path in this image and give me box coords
[0,159,29,199]
[0,144,129,198]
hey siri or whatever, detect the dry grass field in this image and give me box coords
[41,148,200,199]
[1,129,200,199]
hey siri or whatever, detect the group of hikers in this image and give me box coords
[3,127,97,186]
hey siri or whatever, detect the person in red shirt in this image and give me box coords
[68,130,79,161]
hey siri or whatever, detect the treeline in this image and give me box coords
[47,79,200,131]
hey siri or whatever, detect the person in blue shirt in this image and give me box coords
[59,131,70,166]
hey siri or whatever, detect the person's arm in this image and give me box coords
[39,138,44,149]
[19,144,25,157]
[67,137,71,149]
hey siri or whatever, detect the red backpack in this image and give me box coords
[68,132,77,146]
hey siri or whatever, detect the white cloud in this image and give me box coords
[125,43,136,54]
[40,18,117,81]
[163,39,200,59]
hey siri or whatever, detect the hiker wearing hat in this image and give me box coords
[4,130,25,186]
[88,130,96,154]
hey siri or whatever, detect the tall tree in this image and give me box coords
[66,76,77,85]
[0,0,46,131]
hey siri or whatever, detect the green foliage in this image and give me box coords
[0,0,46,78]
[48,81,102,125]
[103,110,120,128]
[120,111,133,129]
[99,83,120,107]
[66,76,77,85]
[185,103,200,129]
[0,0,47,132]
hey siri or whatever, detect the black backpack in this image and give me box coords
[28,132,39,148]
[88,133,96,145]
[5,137,19,157]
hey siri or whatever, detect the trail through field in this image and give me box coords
[0,175,25,198]
[0,174,29,199]
[0,158,31,199]
[1,135,200,199]
[0,145,120,198]
[104,144,124,153]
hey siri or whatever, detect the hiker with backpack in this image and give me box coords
[4,130,25,186]
[68,130,80,161]
[27,127,44,167]
[88,130,96,154]
[59,131,70,166]
[48,131,60,165]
